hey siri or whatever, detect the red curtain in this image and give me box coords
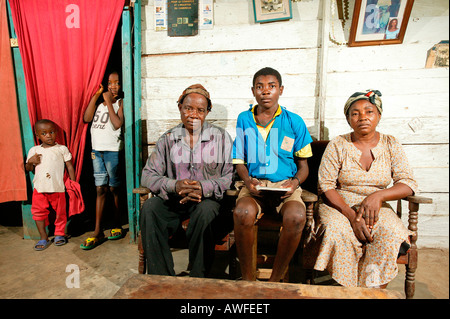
[9,0,125,182]
[0,0,27,203]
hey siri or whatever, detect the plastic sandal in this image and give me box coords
[54,236,67,246]
[108,228,123,240]
[34,239,51,251]
[80,237,105,250]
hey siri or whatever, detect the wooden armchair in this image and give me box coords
[302,141,433,299]
[133,187,235,275]
[228,187,318,281]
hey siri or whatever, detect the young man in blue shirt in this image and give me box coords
[232,67,313,281]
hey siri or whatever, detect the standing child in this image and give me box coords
[232,67,313,281]
[26,119,76,250]
[81,70,124,250]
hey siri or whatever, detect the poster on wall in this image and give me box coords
[253,0,293,23]
[168,0,199,36]
[199,0,214,30]
[155,0,168,31]
[348,0,415,47]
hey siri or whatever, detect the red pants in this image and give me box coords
[31,189,67,236]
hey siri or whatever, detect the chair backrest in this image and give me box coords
[301,140,329,195]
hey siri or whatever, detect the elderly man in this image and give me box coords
[139,84,233,277]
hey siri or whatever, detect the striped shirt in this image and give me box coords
[141,121,233,201]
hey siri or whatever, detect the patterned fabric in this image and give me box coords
[177,84,212,110]
[344,90,383,116]
[313,132,418,288]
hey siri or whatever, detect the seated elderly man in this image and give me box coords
[139,84,233,278]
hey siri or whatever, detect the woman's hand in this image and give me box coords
[350,207,373,243]
[356,192,383,229]
[95,84,104,96]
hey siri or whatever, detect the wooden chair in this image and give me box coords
[302,141,433,299]
[133,187,235,276]
[229,188,318,282]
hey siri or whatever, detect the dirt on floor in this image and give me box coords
[0,222,448,299]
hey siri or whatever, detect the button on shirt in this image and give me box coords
[141,122,233,201]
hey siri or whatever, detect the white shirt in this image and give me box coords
[26,144,72,193]
[90,99,123,151]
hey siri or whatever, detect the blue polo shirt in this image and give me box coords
[233,105,313,182]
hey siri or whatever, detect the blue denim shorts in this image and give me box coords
[91,150,121,187]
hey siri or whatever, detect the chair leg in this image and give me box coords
[305,269,316,285]
[251,224,258,281]
[137,232,146,274]
[405,201,419,299]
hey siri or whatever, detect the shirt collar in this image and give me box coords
[251,104,283,128]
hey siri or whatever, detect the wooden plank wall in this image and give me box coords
[140,0,449,248]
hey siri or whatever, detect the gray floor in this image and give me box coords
[0,224,448,299]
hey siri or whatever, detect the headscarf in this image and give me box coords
[177,84,212,111]
[344,90,383,116]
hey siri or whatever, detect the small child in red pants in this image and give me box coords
[25,119,76,250]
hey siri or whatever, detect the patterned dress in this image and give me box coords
[313,133,418,288]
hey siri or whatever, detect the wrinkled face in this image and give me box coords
[346,99,381,135]
[107,73,120,98]
[178,93,209,134]
[252,75,284,109]
[35,122,57,147]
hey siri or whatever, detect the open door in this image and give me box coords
[6,0,142,243]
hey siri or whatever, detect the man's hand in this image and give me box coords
[176,179,203,204]
[245,177,261,197]
[279,178,297,199]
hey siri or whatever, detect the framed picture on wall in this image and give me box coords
[348,0,415,47]
[253,0,293,23]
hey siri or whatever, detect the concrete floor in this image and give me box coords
[0,224,448,299]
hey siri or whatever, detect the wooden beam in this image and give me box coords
[133,0,143,236]
[6,0,40,239]
[318,0,331,140]
[122,6,137,242]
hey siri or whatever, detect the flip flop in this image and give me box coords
[54,236,67,246]
[80,237,106,250]
[108,228,123,240]
[34,239,51,251]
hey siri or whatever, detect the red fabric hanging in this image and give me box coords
[0,0,27,203]
[9,0,125,183]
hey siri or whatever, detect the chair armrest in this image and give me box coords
[226,189,240,197]
[132,187,151,195]
[301,189,318,203]
[403,195,433,204]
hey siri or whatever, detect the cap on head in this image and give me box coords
[177,84,212,111]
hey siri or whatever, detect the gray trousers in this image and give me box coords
[139,196,220,277]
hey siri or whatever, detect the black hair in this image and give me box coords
[252,67,283,87]
[34,119,56,132]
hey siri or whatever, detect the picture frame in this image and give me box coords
[348,0,414,47]
[253,0,293,23]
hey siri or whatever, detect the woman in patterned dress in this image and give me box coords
[313,90,418,288]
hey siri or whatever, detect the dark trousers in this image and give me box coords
[139,196,220,277]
